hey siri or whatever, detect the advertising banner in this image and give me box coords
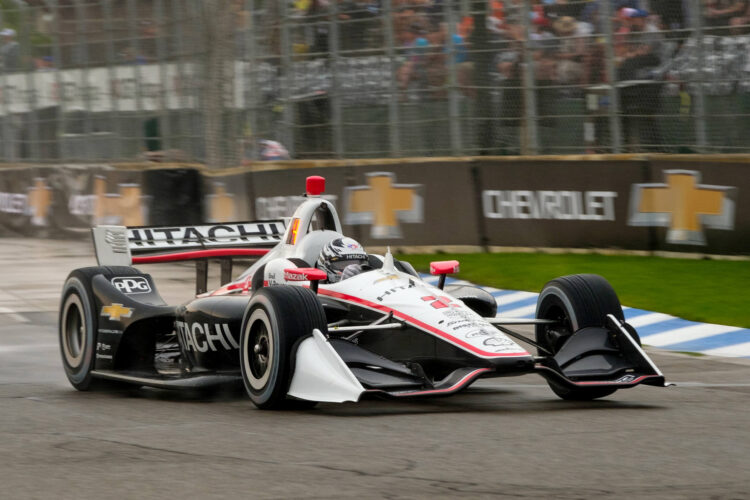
[476,159,653,250]
[0,158,747,256]
[640,159,748,254]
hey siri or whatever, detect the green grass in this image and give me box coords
[397,253,750,329]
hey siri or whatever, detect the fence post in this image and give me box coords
[691,0,708,152]
[74,0,94,160]
[154,0,170,153]
[20,4,40,161]
[602,0,622,153]
[101,0,123,161]
[170,0,191,159]
[382,0,400,157]
[245,0,259,161]
[126,0,145,160]
[0,7,11,162]
[279,1,295,158]
[520,0,538,154]
[445,2,462,156]
[329,0,344,158]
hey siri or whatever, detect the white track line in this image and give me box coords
[626,312,675,328]
[499,304,537,318]
[495,291,537,306]
[701,342,750,358]
[0,307,29,323]
[643,324,743,347]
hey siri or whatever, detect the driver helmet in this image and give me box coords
[317,237,368,283]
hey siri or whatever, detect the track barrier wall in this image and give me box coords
[0,156,747,255]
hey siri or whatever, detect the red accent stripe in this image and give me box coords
[391,368,491,397]
[132,248,269,264]
[317,288,530,359]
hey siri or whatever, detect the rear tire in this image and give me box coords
[240,286,327,410]
[535,274,625,401]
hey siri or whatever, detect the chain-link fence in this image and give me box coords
[1,0,749,166]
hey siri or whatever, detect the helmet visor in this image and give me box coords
[329,257,367,273]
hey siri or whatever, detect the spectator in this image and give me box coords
[0,28,20,72]
[617,8,664,149]
[729,1,750,33]
[705,0,748,29]
[552,16,586,85]
[306,0,331,56]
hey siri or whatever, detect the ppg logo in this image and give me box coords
[111,276,151,294]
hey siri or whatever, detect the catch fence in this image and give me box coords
[0,0,749,166]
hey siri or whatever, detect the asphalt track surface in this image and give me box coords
[1,239,749,499]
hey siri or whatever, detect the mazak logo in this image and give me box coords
[111,276,151,294]
[344,172,423,239]
[628,170,737,245]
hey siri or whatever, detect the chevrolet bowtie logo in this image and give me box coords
[101,303,133,321]
[207,182,236,222]
[27,178,52,226]
[628,170,736,245]
[344,172,423,239]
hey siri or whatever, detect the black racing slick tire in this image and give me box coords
[240,286,327,410]
[59,268,102,391]
[59,266,148,391]
[535,274,625,401]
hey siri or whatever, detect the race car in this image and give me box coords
[59,176,668,409]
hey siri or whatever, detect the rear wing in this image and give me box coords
[92,221,285,293]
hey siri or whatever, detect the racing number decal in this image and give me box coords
[421,296,459,310]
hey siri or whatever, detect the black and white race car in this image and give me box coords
[59,176,668,409]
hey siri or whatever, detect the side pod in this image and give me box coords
[287,329,365,403]
[534,314,670,389]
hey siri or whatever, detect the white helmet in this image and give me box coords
[317,237,368,283]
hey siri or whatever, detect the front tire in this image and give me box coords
[535,274,625,401]
[59,270,100,390]
[240,286,327,410]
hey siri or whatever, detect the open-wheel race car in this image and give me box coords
[59,176,668,409]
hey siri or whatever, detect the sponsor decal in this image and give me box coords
[344,172,423,239]
[68,176,147,226]
[0,177,52,226]
[127,221,285,250]
[375,278,417,302]
[483,190,617,221]
[421,295,460,310]
[438,308,488,331]
[101,303,133,321]
[284,270,306,281]
[256,194,338,220]
[97,328,123,334]
[628,170,737,245]
[111,276,151,294]
[615,374,638,384]
[207,182,236,223]
[373,274,400,284]
[96,342,113,359]
[175,321,239,353]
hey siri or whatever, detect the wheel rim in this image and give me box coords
[538,301,573,354]
[61,294,86,368]
[243,309,274,391]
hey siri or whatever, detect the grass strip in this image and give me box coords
[398,253,750,329]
